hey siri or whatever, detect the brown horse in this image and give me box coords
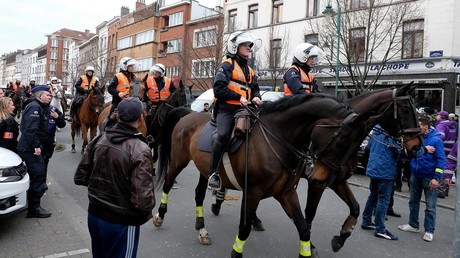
[153,94,375,258]
[71,87,105,154]
[212,83,423,257]
[11,89,23,119]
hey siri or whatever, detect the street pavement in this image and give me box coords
[0,124,456,258]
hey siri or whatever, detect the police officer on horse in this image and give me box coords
[142,63,176,115]
[70,66,100,119]
[283,42,325,95]
[207,31,263,190]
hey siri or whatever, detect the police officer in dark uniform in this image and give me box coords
[283,42,325,95]
[17,85,53,218]
[43,104,66,176]
[207,31,263,190]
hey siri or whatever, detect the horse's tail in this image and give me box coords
[156,107,193,190]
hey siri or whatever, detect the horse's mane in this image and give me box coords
[347,89,387,102]
[260,94,351,117]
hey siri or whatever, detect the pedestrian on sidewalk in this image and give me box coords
[398,117,445,242]
[75,97,155,258]
[361,125,400,240]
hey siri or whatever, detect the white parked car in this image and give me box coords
[0,147,29,217]
[191,89,284,112]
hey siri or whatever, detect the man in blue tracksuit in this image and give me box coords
[398,117,446,242]
[361,125,400,240]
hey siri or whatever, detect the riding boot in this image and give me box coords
[27,199,52,218]
[208,140,225,190]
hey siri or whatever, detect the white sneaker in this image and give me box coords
[398,224,420,233]
[423,232,433,242]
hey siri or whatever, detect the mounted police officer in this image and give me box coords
[102,57,137,129]
[207,31,263,190]
[142,63,176,114]
[71,66,100,119]
[17,85,53,218]
[283,42,325,95]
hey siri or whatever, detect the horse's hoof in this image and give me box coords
[252,221,265,231]
[153,213,163,227]
[198,228,212,245]
[331,235,344,252]
[71,149,76,153]
[311,244,319,258]
[231,250,242,258]
[211,204,220,216]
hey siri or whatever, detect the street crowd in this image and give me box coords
[0,30,457,257]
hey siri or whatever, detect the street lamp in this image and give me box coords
[323,1,341,97]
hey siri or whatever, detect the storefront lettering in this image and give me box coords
[370,63,410,71]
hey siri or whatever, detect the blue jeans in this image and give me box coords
[362,179,394,233]
[408,176,437,233]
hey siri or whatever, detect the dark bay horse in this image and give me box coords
[211,83,423,257]
[71,87,104,154]
[153,94,373,258]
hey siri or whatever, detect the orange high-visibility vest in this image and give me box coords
[80,75,97,90]
[283,65,314,95]
[223,58,254,105]
[115,73,130,93]
[146,76,172,102]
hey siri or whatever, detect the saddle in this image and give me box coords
[197,110,251,153]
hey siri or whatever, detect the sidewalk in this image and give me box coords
[348,173,456,210]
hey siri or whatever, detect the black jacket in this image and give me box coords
[17,99,48,152]
[74,122,155,225]
[0,116,19,152]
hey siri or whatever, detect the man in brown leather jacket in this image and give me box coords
[74,97,154,258]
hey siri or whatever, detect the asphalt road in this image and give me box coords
[0,124,455,258]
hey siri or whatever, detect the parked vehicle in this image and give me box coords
[0,147,29,218]
[191,89,284,112]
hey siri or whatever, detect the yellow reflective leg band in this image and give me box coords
[161,192,168,205]
[232,235,246,254]
[299,240,311,257]
[196,206,204,218]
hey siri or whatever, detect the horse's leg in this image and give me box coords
[89,125,97,141]
[273,189,312,258]
[304,183,327,258]
[195,174,212,245]
[71,121,76,153]
[81,125,89,154]
[328,181,359,253]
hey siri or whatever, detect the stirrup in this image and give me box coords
[207,173,221,190]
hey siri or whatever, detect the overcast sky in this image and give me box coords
[0,0,221,55]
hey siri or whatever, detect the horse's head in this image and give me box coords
[167,80,191,107]
[88,87,105,114]
[377,82,422,157]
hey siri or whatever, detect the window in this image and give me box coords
[248,4,258,28]
[117,36,132,50]
[136,30,155,45]
[402,19,424,59]
[306,0,320,17]
[137,57,154,71]
[195,29,217,48]
[165,66,179,77]
[349,27,365,61]
[350,0,367,9]
[270,39,282,68]
[63,40,70,49]
[228,9,237,32]
[51,39,57,47]
[272,0,283,24]
[167,39,182,53]
[50,51,57,60]
[192,59,216,78]
[304,34,319,46]
[168,12,183,27]
[63,53,69,61]
[50,64,56,72]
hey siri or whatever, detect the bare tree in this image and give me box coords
[260,26,291,90]
[309,0,422,95]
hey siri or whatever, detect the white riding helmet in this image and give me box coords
[30,78,36,82]
[150,63,166,76]
[119,57,137,71]
[226,31,262,55]
[293,43,326,64]
[85,66,95,72]
[50,77,58,83]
